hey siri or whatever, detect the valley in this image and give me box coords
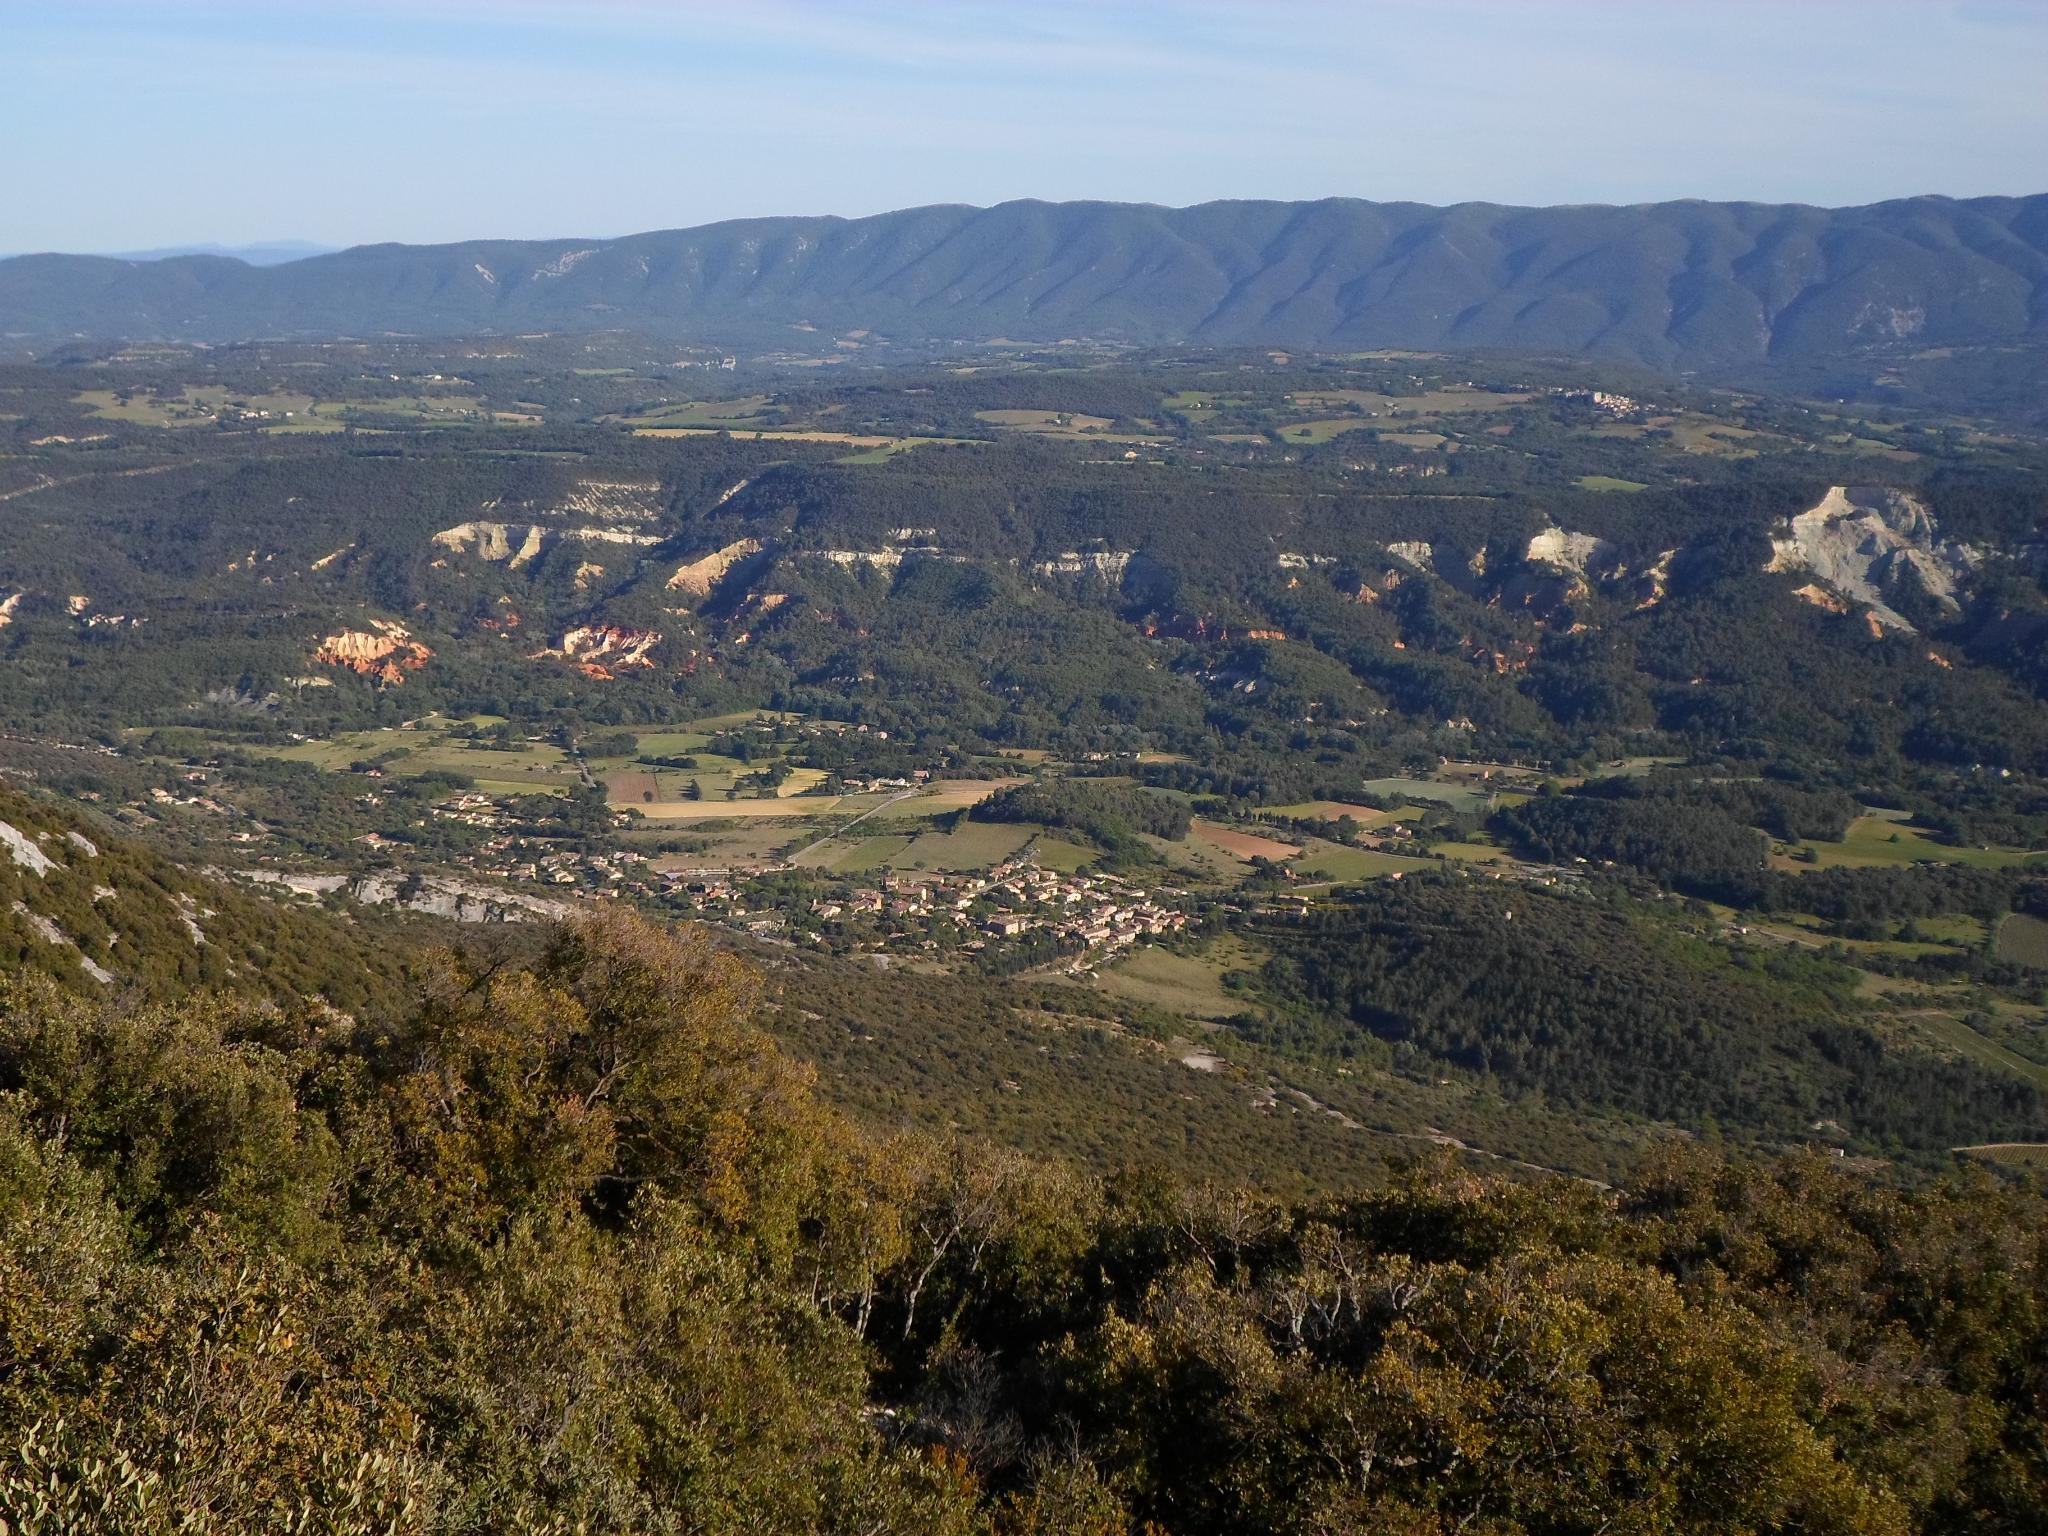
[3,335,2046,1191]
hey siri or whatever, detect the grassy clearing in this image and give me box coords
[259,728,584,796]
[643,823,801,872]
[812,835,914,873]
[891,822,1037,872]
[1032,836,1098,873]
[1092,936,1266,1021]
[1292,841,1435,882]
[1148,833,1251,884]
[1434,840,1512,865]
[1358,777,1492,813]
[1576,475,1649,492]
[1778,815,2045,871]
[617,397,774,429]
[975,409,1116,433]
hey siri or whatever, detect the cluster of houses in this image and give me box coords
[668,853,1190,967]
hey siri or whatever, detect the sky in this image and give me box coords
[5,0,2046,253]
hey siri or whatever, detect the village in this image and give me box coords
[672,855,1192,970]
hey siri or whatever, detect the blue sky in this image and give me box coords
[6,0,2045,252]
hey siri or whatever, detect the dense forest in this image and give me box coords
[3,908,2045,1533]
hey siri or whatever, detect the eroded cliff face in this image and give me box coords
[314,619,433,683]
[540,624,661,679]
[433,521,550,567]
[667,538,764,598]
[1766,485,1982,632]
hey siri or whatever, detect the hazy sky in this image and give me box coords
[7,0,2045,252]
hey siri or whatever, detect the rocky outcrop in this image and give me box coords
[433,520,550,567]
[1035,550,1131,581]
[1385,541,1434,571]
[668,537,763,596]
[0,820,56,876]
[541,624,661,679]
[314,620,433,684]
[1525,526,1619,577]
[1766,486,1981,632]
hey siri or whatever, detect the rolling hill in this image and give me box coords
[4,195,2047,372]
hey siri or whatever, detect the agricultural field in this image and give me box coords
[1289,840,1433,883]
[1191,820,1301,862]
[254,723,584,796]
[613,396,776,429]
[1255,801,1412,828]
[974,409,1116,434]
[1357,776,1497,812]
[1995,912,2048,968]
[1776,813,2046,871]
[1092,936,1267,1021]
[76,385,532,431]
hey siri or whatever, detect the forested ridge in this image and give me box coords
[2,906,2045,1534]
[7,195,2048,390]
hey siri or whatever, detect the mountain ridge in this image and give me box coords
[5,194,2048,371]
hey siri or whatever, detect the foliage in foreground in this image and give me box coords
[0,909,2043,1534]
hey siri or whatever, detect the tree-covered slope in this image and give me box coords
[5,194,2047,369]
[2,907,2044,1532]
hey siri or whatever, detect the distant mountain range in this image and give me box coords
[104,240,341,266]
[3,196,2045,372]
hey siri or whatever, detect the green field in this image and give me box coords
[1576,475,1649,492]
[821,835,914,873]
[616,396,775,429]
[1092,937,1265,1021]
[1290,840,1434,883]
[1780,814,2045,871]
[891,822,1036,872]
[1359,777,1493,813]
[1032,836,1098,873]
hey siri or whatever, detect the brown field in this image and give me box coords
[631,798,840,821]
[604,770,662,804]
[1258,800,1404,826]
[1192,820,1302,861]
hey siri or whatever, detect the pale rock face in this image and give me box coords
[668,538,764,595]
[541,625,661,678]
[1632,550,1678,611]
[1525,527,1619,577]
[1384,541,1434,571]
[0,820,56,875]
[314,619,433,684]
[432,521,550,568]
[1766,486,1981,633]
[1035,550,1131,580]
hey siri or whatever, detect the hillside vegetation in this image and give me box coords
[3,906,2046,1533]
